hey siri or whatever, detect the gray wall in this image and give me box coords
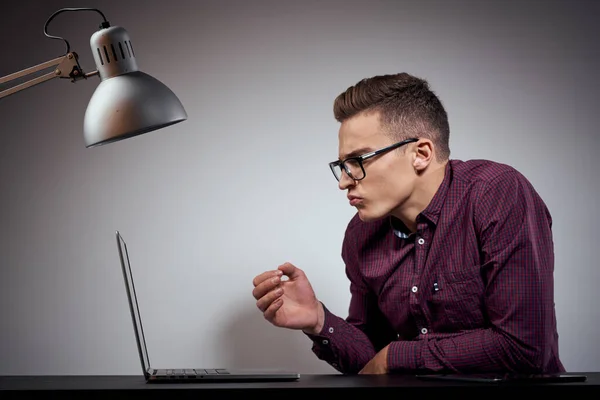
[0,0,598,375]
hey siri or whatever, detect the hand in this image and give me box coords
[359,345,389,374]
[252,262,324,333]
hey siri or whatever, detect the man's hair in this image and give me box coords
[333,73,450,161]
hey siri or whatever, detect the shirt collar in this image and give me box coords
[390,217,411,238]
[389,161,453,236]
[419,161,453,225]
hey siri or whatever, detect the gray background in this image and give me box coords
[0,0,598,375]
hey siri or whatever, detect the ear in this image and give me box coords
[413,139,434,171]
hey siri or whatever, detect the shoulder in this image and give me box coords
[452,159,551,224]
[340,213,393,268]
[450,159,527,185]
[342,213,389,249]
[449,159,540,198]
[345,212,387,234]
[449,158,548,216]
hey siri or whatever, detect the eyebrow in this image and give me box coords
[341,147,372,160]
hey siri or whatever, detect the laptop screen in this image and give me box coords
[117,231,152,375]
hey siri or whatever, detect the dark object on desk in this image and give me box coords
[115,231,300,383]
[415,373,587,384]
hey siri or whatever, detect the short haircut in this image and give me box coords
[333,73,450,161]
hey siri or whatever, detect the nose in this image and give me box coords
[338,170,356,190]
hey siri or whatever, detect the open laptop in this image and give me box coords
[115,230,300,383]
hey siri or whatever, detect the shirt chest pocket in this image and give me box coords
[426,266,486,332]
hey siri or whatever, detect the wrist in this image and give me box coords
[303,301,324,335]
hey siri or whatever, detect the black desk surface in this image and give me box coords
[1,373,599,398]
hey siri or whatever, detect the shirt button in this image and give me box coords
[417,238,425,245]
[322,339,329,345]
[328,327,334,333]
[411,286,418,293]
[421,328,428,335]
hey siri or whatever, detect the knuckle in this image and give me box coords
[263,309,274,321]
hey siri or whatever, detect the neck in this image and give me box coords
[392,160,447,233]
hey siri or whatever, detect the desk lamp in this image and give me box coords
[0,7,187,147]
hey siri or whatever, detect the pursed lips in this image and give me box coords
[348,195,362,206]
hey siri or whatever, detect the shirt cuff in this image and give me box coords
[304,302,337,339]
[387,340,420,371]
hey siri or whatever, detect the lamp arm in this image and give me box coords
[0,52,98,99]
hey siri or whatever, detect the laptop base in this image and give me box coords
[145,368,300,383]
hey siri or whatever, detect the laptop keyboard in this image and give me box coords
[153,369,230,378]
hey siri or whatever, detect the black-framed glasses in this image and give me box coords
[328,138,419,182]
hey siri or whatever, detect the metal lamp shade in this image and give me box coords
[83,71,187,147]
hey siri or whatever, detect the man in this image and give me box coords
[251,73,565,375]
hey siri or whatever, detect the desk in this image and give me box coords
[1,373,598,398]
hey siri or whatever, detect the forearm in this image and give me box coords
[304,304,378,374]
[388,326,563,373]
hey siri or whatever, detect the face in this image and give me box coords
[336,112,418,222]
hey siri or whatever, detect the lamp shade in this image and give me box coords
[83,25,187,147]
[83,71,187,147]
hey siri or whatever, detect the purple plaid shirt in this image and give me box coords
[306,159,565,374]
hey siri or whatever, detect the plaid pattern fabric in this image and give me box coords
[306,159,564,375]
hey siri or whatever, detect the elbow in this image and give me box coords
[504,335,556,373]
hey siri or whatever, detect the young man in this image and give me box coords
[251,73,565,375]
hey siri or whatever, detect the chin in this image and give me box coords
[356,208,388,223]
